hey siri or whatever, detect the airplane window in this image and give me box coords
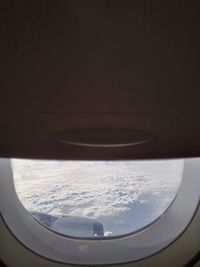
[12,159,183,239]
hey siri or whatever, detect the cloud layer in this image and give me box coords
[13,159,183,236]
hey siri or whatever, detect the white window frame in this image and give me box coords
[0,158,199,265]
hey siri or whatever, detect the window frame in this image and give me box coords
[0,158,200,265]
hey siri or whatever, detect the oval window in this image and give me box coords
[12,159,183,238]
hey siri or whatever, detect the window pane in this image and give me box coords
[12,159,183,238]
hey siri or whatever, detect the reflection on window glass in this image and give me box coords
[12,159,183,238]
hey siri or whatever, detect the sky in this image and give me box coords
[12,159,184,237]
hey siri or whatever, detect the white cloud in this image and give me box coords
[13,159,183,236]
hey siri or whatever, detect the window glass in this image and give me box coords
[12,159,183,238]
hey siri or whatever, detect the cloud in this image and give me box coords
[13,159,183,236]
